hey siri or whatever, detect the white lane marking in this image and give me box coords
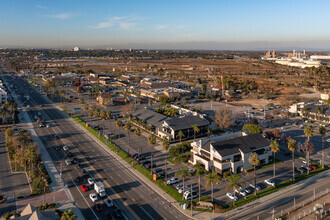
[72,180,100,220]
[140,205,155,220]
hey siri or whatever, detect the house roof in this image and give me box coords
[207,133,270,157]
[132,107,169,127]
[98,93,111,99]
[21,204,36,216]
[165,116,209,131]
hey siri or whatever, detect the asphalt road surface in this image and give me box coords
[7,74,189,220]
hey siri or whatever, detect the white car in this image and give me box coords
[184,191,198,200]
[104,198,114,207]
[244,187,251,194]
[235,187,247,196]
[302,159,311,164]
[226,192,238,201]
[46,124,50,128]
[249,183,261,191]
[178,185,190,194]
[63,146,69,151]
[65,159,72,165]
[87,178,95,185]
[327,139,330,143]
[264,179,275,187]
[89,193,98,202]
[167,178,179,185]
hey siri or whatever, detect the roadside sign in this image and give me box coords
[153,174,157,181]
[86,123,88,127]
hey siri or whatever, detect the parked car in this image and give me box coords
[226,192,238,201]
[184,191,198,200]
[303,159,311,164]
[94,203,103,212]
[63,146,69,151]
[80,184,88,192]
[55,146,61,150]
[249,183,261,191]
[153,168,163,174]
[178,185,190,194]
[46,124,50,128]
[145,163,156,169]
[188,168,196,175]
[77,163,83,168]
[137,156,146,162]
[54,135,59,139]
[65,159,72,165]
[75,176,82,182]
[244,187,252,194]
[167,178,179,185]
[264,179,275,187]
[309,165,317,170]
[235,187,247,197]
[82,169,88,177]
[114,207,123,219]
[67,152,74,157]
[301,164,312,171]
[89,193,98,202]
[130,153,138,159]
[104,198,114,207]
[296,167,306,174]
[87,178,95,185]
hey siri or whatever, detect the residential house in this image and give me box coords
[96,93,111,105]
[190,132,271,174]
[0,87,8,103]
[289,100,330,123]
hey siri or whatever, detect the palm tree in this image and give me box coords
[304,125,314,174]
[162,137,170,182]
[116,120,122,128]
[318,125,326,169]
[207,127,212,137]
[125,120,132,155]
[287,137,297,180]
[134,127,141,136]
[194,163,206,201]
[249,152,260,195]
[106,110,112,119]
[176,131,185,143]
[205,171,221,202]
[84,104,89,113]
[192,124,200,140]
[226,174,242,209]
[148,134,156,174]
[270,140,280,187]
[61,209,77,220]
[175,167,189,200]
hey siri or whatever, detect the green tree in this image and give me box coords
[248,152,260,195]
[134,127,141,136]
[176,131,185,143]
[207,127,212,137]
[270,140,279,187]
[318,125,326,169]
[61,209,77,220]
[106,110,112,119]
[175,167,189,200]
[287,137,297,180]
[192,124,200,140]
[205,171,221,202]
[116,120,122,128]
[226,174,242,209]
[242,124,262,134]
[79,97,84,104]
[303,125,314,175]
[159,96,170,105]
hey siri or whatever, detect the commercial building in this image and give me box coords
[190,132,271,174]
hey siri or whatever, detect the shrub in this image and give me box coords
[169,141,192,157]
[223,170,232,178]
[2,213,12,219]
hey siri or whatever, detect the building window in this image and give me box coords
[233,154,242,162]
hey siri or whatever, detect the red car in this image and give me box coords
[94,203,103,212]
[309,165,317,170]
[80,184,88,192]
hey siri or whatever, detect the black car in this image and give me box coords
[145,163,156,169]
[153,168,163,173]
[114,208,123,219]
[54,135,59,139]
[55,146,61,150]
[77,163,83,168]
[131,153,138,159]
[137,156,146,162]
[140,160,150,166]
[72,156,78,164]
[157,171,165,178]
[75,176,82,182]
[82,169,88,177]
[67,152,74,157]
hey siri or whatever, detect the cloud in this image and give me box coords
[36,5,47,9]
[46,13,73,20]
[91,17,137,30]
[155,24,184,31]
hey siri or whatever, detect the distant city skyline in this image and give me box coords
[1,0,330,50]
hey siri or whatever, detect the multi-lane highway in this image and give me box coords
[5,74,189,220]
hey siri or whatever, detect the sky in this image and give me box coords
[1,0,330,50]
